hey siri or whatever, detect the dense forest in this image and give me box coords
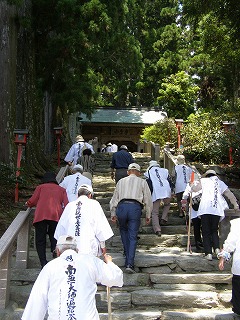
[0,0,240,167]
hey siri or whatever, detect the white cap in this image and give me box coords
[148,160,160,169]
[120,145,128,150]
[73,164,83,171]
[57,235,77,246]
[203,169,217,177]
[128,163,141,171]
[79,184,94,195]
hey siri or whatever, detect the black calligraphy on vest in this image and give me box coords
[72,176,80,195]
[75,201,82,236]
[154,169,163,187]
[182,166,187,184]
[65,256,77,320]
[212,177,218,208]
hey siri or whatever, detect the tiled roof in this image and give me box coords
[80,108,166,124]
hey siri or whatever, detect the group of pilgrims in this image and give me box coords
[21,134,240,319]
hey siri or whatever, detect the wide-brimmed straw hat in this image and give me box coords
[75,135,84,142]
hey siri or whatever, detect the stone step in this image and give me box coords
[110,224,189,236]
[99,309,236,320]
[109,233,195,249]
[1,306,237,320]
[9,272,232,312]
[12,251,232,280]
[8,153,238,319]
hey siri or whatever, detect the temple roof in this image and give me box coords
[80,108,166,124]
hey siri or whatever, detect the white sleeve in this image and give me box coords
[182,184,191,199]
[64,145,75,162]
[223,229,238,253]
[54,211,67,240]
[95,259,123,288]
[21,269,49,320]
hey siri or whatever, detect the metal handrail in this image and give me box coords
[0,165,69,309]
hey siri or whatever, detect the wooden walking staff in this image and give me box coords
[107,286,112,320]
[187,171,195,253]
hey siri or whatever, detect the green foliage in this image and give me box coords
[181,0,240,115]
[157,71,200,118]
[141,117,178,148]
[32,0,145,112]
[0,163,16,186]
[182,111,229,163]
[7,0,23,5]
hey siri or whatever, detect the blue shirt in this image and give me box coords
[110,150,134,169]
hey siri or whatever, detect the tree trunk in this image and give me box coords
[0,2,17,164]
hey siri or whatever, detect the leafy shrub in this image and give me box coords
[141,117,178,148]
[182,111,231,163]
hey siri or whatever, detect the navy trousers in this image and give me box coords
[116,202,142,268]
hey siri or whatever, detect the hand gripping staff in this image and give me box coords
[187,171,195,253]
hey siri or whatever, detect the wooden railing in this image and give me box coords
[143,141,160,161]
[0,165,69,309]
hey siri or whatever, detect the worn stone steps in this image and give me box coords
[6,152,237,319]
[95,153,235,318]
[2,306,237,320]
[98,309,237,320]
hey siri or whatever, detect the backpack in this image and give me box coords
[146,170,153,194]
[76,143,88,164]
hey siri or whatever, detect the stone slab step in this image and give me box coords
[160,309,238,320]
[130,289,227,309]
[98,309,238,320]
[109,234,194,249]
[1,306,237,320]
[108,224,189,236]
[150,272,232,284]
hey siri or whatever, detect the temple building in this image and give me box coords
[69,107,166,152]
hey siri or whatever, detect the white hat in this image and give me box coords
[73,164,83,172]
[75,135,84,142]
[79,184,94,195]
[176,155,185,164]
[148,160,160,169]
[120,145,128,150]
[128,163,141,171]
[57,235,77,247]
[203,169,217,177]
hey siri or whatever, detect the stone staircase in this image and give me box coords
[3,152,237,320]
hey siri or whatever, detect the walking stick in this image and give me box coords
[187,192,192,253]
[187,171,195,253]
[107,286,112,320]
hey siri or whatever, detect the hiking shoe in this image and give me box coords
[155,231,161,237]
[205,254,213,261]
[160,219,167,225]
[125,265,136,274]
